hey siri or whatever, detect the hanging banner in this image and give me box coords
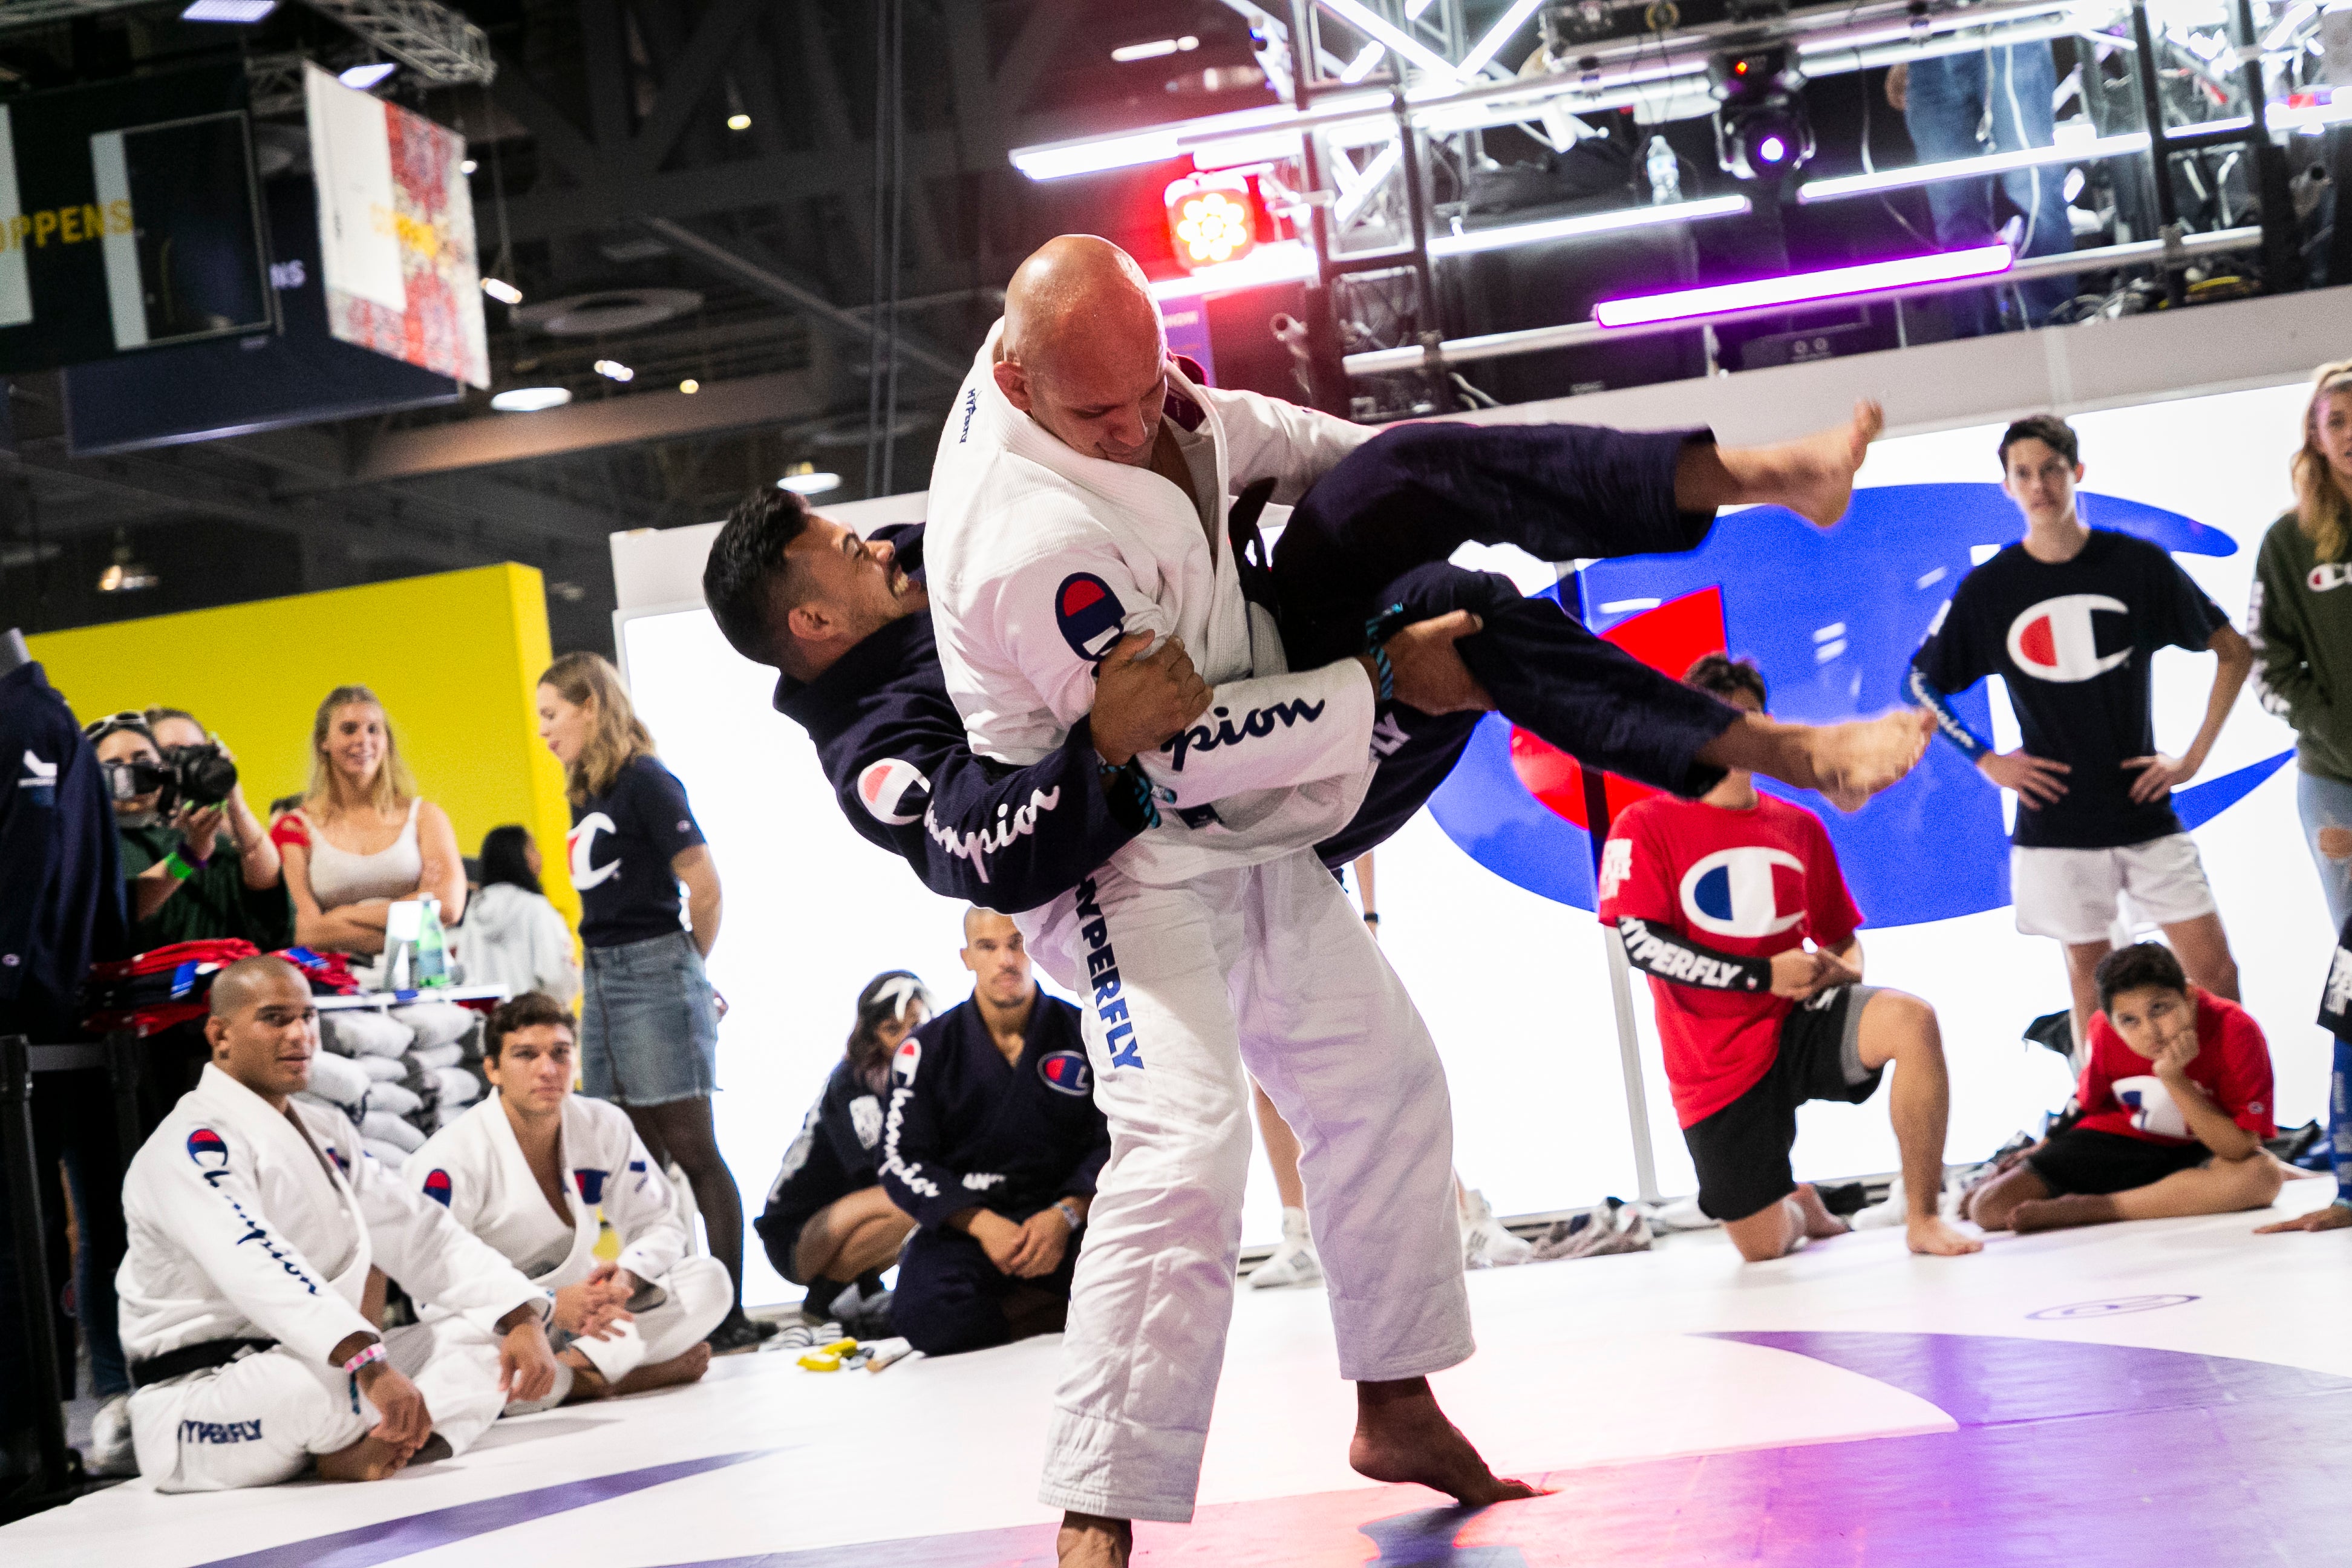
[305,63,489,388]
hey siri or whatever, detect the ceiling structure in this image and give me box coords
[0,0,1282,649]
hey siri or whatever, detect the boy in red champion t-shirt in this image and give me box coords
[1967,941,2283,1233]
[1598,655,1980,1261]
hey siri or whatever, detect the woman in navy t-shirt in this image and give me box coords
[537,652,773,1354]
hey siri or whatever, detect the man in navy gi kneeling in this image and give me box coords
[880,908,1109,1356]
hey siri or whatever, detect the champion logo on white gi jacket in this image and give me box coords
[1677,848,1806,939]
[857,757,932,825]
[1056,573,1128,664]
[2113,1075,2190,1140]
[2006,594,2131,682]
[423,1168,453,1205]
[186,1128,230,1169]
[569,812,620,889]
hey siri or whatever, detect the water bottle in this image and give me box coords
[412,895,451,988]
[1645,135,1681,206]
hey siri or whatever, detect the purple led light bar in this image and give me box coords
[1593,242,2013,328]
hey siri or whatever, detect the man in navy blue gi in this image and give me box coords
[878,909,1108,1356]
[706,409,1931,919]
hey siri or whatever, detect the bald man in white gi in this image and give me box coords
[118,955,561,1490]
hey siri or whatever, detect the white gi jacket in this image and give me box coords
[924,322,1380,886]
[405,1089,685,1292]
[119,1063,545,1375]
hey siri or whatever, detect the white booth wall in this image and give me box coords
[614,379,2329,1309]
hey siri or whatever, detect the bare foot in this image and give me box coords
[1056,1513,1131,1567]
[1806,708,1933,812]
[610,1344,714,1397]
[315,1432,416,1483]
[1349,1377,1542,1507]
[1719,399,1884,528]
[1906,1215,1982,1256]
[1792,1184,1850,1241]
[2010,1193,2120,1235]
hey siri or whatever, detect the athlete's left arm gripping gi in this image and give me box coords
[356,1149,545,1336]
[819,682,1145,912]
[596,1132,690,1284]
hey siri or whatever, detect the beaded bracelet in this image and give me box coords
[1097,757,1163,829]
[1362,600,1409,707]
[1366,642,1396,705]
[339,1340,387,1376]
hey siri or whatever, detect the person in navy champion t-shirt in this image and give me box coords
[1909,414,2253,1058]
[1598,655,1980,1262]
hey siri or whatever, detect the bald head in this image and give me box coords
[995,235,1171,468]
[205,956,318,1108]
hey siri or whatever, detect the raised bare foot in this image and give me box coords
[1792,1184,1850,1241]
[611,1344,714,1397]
[316,1432,416,1482]
[1806,708,1933,812]
[1906,1215,1983,1256]
[1350,1377,1542,1508]
[1720,398,1883,528]
[1056,1513,1131,1567]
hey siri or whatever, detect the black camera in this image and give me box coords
[100,742,238,814]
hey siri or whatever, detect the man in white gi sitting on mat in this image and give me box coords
[117,955,566,1490]
[408,991,732,1405]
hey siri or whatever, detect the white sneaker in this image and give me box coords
[1460,1189,1532,1268]
[87,1393,137,1477]
[1249,1207,1323,1289]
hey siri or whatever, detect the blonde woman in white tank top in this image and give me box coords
[273,685,466,954]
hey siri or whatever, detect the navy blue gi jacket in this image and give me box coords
[757,1058,886,1257]
[877,990,1109,1233]
[0,661,128,1039]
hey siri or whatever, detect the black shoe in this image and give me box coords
[706,1311,780,1355]
[836,1288,895,1341]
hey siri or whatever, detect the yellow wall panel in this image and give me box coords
[27,563,580,930]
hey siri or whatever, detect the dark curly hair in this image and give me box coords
[2095,942,2188,1013]
[485,990,575,1060]
[846,970,930,1090]
[703,486,815,662]
[1682,651,1767,708]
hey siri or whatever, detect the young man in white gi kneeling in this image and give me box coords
[408,991,731,1406]
[118,956,564,1491]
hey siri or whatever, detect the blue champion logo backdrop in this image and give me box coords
[1428,483,2292,927]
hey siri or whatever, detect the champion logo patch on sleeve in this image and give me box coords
[423,1168,452,1206]
[1056,573,1128,664]
[185,1128,229,1169]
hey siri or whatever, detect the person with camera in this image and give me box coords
[86,710,290,951]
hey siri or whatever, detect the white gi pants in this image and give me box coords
[1022,848,1472,1523]
[127,1319,509,1492]
[560,1255,734,1383]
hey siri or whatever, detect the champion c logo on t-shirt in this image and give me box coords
[2309,562,2351,593]
[568,812,619,889]
[1677,848,1806,938]
[2114,1075,2191,1140]
[857,757,932,826]
[2006,593,2131,683]
[1056,573,1128,664]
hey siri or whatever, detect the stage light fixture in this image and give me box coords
[1592,242,2012,327]
[490,386,572,413]
[1149,239,1317,300]
[1709,47,1812,183]
[778,466,842,495]
[96,539,157,593]
[339,62,396,90]
[1112,36,1200,62]
[180,1,277,20]
[727,113,752,131]
[1166,173,1258,271]
[480,277,523,305]
[593,359,635,382]
[679,378,700,394]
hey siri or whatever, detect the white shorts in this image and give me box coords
[2010,833,2219,946]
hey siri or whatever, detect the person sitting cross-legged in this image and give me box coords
[1596,654,1982,1263]
[406,992,734,1406]
[1968,942,2283,1234]
[880,910,1110,1356]
[755,971,930,1331]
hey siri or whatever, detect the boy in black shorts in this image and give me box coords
[1968,942,2282,1233]
[1596,655,1980,1261]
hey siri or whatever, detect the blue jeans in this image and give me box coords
[1902,44,2079,334]
[2299,770,2352,931]
[581,930,721,1106]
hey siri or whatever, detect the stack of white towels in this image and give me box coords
[297,1000,487,1169]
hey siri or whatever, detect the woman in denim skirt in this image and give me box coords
[538,652,775,1353]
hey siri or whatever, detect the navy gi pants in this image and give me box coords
[1272,421,1745,866]
[894,1210,1081,1357]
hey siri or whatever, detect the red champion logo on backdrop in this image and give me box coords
[2006,593,2131,683]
